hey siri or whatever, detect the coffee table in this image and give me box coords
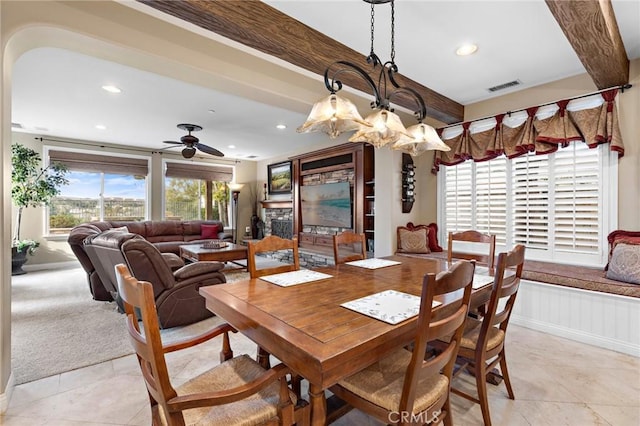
[180,243,248,264]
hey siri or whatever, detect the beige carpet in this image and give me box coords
[11,265,249,385]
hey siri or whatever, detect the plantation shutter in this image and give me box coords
[164,162,233,182]
[553,143,600,254]
[444,161,473,234]
[511,154,550,250]
[475,157,508,245]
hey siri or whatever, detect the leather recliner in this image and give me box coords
[68,220,231,301]
[84,230,226,328]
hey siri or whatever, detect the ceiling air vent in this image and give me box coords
[246,155,258,159]
[487,79,521,93]
[11,122,23,129]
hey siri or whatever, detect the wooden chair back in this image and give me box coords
[399,260,475,422]
[247,235,300,278]
[332,231,366,264]
[479,244,525,353]
[451,244,526,426]
[329,260,475,426]
[447,230,496,273]
[115,263,309,425]
[114,263,182,418]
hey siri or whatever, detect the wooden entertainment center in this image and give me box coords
[290,142,375,253]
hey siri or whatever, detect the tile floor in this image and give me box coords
[2,321,639,425]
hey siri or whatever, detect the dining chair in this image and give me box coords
[247,235,301,369]
[329,260,476,426]
[247,235,300,279]
[449,244,526,426]
[114,263,309,426]
[332,230,366,264]
[448,230,496,274]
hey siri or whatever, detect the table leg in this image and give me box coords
[257,346,271,369]
[308,383,327,426]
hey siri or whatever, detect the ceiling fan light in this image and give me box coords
[349,109,409,147]
[297,94,371,139]
[182,147,196,158]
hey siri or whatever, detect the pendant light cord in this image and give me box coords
[370,2,376,57]
[390,0,395,63]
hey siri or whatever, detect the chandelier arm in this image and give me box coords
[323,60,384,109]
[387,86,427,122]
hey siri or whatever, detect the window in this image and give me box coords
[439,143,616,266]
[163,161,233,224]
[47,148,149,234]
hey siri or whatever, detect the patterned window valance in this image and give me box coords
[432,88,626,174]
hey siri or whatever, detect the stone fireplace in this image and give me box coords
[271,219,293,239]
[263,207,293,237]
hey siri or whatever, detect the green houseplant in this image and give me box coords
[11,143,68,274]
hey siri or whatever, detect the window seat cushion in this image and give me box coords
[395,251,640,298]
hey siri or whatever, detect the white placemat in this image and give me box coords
[341,290,441,325]
[259,270,333,287]
[472,274,494,289]
[345,258,402,269]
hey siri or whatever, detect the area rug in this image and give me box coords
[11,265,250,385]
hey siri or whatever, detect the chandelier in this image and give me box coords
[297,0,450,156]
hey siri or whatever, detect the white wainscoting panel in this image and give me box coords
[511,279,640,357]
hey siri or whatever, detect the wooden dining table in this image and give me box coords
[199,255,493,426]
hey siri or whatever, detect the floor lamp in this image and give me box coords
[229,183,244,244]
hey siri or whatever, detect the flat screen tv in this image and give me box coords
[301,182,352,228]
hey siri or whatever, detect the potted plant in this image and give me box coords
[11,143,68,275]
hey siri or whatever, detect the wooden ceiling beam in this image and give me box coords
[545,0,629,89]
[138,0,464,124]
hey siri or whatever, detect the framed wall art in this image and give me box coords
[267,161,292,194]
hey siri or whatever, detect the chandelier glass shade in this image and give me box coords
[348,109,410,148]
[297,0,449,156]
[297,94,371,139]
[392,122,451,155]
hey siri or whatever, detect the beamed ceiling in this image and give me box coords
[139,0,630,125]
[11,0,638,161]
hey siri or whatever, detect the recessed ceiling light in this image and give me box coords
[276,124,287,130]
[228,145,236,149]
[95,124,107,130]
[101,85,121,93]
[456,43,478,56]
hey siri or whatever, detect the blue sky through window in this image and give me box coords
[59,171,145,199]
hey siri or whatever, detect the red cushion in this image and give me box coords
[427,222,443,252]
[201,224,220,239]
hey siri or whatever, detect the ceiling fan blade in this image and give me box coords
[163,140,182,145]
[195,142,224,157]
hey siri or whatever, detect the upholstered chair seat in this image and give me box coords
[166,355,298,426]
[458,318,505,351]
[337,348,448,413]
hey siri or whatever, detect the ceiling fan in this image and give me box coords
[163,123,224,158]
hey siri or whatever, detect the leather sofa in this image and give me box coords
[68,220,231,301]
[84,230,227,328]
